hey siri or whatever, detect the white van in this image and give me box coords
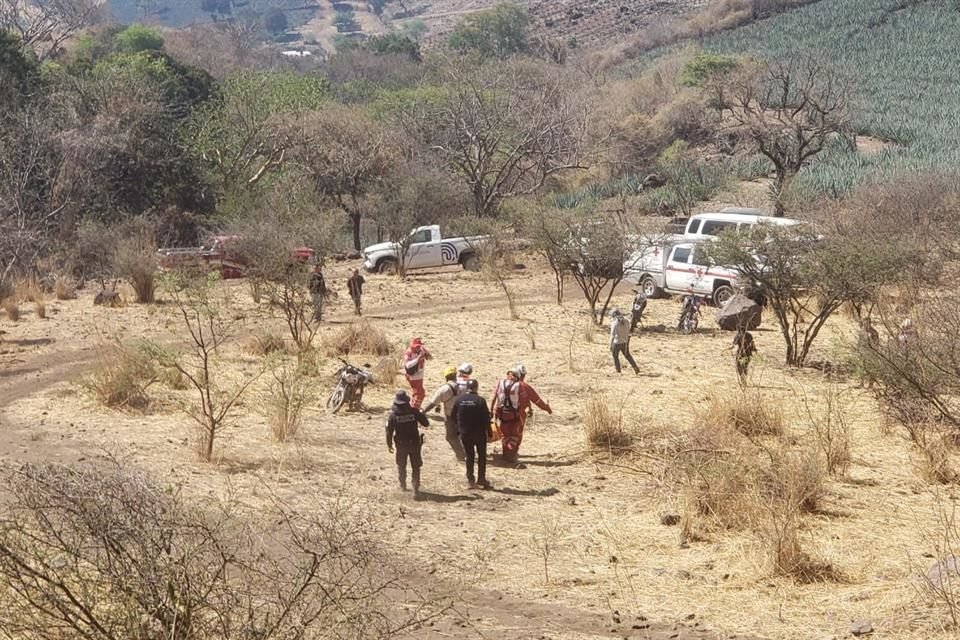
[683,207,803,240]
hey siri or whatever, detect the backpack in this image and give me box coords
[496,380,520,422]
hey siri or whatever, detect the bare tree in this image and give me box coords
[394,57,595,217]
[0,0,100,61]
[706,225,915,366]
[0,462,441,639]
[152,271,261,462]
[710,54,851,216]
[284,105,397,251]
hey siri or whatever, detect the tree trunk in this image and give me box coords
[350,212,361,251]
[771,171,788,217]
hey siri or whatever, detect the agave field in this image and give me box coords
[703,0,960,196]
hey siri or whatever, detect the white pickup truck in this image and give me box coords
[625,241,742,306]
[361,225,490,274]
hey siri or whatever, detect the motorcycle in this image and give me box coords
[677,294,704,335]
[326,358,373,413]
[630,290,648,333]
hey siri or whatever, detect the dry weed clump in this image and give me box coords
[15,278,43,303]
[34,301,46,319]
[804,384,852,476]
[54,275,77,300]
[324,320,393,357]
[584,391,633,451]
[3,300,20,322]
[246,332,286,357]
[84,342,157,411]
[265,361,313,442]
[915,431,956,485]
[702,391,784,438]
[372,353,400,387]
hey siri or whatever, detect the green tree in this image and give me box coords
[189,71,329,197]
[705,226,915,366]
[263,8,288,35]
[113,24,165,53]
[0,31,38,109]
[363,33,421,61]
[448,1,530,60]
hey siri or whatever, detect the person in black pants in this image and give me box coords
[452,379,492,490]
[385,390,429,498]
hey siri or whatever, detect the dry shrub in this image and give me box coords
[804,384,852,476]
[372,353,400,387]
[323,320,393,357]
[3,300,20,322]
[34,301,46,319]
[584,391,633,451]
[266,361,313,442]
[582,321,595,343]
[15,278,43,303]
[54,275,77,300]
[113,236,157,304]
[760,505,838,583]
[246,332,286,357]
[161,366,189,390]
[84,342,157,411]
[701,391,784,438]
[915,431,956,484]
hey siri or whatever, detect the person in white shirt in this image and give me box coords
[609,308,640,374]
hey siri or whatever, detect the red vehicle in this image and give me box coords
[157,235,315,279]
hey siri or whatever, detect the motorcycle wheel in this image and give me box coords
[327,385,347,413]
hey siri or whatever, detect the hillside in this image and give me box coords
[690,0,960,198]
[390,0,710,49]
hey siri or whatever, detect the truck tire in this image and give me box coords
[461,253,481,272]
[639,275,663,299]
[377,258,399,275]
[713,283,735,307]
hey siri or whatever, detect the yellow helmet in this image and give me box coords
[442,366,457,379]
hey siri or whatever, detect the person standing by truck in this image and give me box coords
[403,338,431,409]
[309,264,327,321]
[346,269,365,316]
[728,328,757,387]
[610,309,640,375]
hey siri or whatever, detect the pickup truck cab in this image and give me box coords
[684,208,803,240]
[625,241,741,306]
[362,225,489,274]
[157,235,314,279]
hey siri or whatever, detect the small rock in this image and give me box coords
[660,513,681,526]
[567,496,577,506]
[848,619,873,636]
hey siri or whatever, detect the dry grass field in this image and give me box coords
[0,256,957,639]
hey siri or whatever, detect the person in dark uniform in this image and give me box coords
[385,390,429,498]
[347,269,365,316]
[452,379,492,490]
[730,328,757,387]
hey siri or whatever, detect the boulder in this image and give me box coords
[93,289,122,307]
[715,293,762,331]
[926,556,960,591]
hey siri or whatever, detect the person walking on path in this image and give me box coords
[346,269,365,316]
[609,308,640,374]
[422,366,466,461]
[385,390,429,498]
[453,379,492,490]
[309,264,327,321]
[728,328,757,388]
[492,365,552,463]
[402,337,431,409]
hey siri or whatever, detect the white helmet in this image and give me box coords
[457,362,473,375]
[514,363,526,379]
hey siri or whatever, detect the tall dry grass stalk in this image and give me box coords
[584,390,632,451]
[83,342,157,411]
[701,391,784,438]
[324,320,394,357]
[266,362,313,442]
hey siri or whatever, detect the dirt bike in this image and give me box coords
[326,358,373,414]
[630,291,648,333]
[677,294,704,335]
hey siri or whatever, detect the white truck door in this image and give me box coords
[664,245,695,292]
[405,226,439,269]
[690,246,712,296]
